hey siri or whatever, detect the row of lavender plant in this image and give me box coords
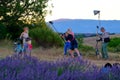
[0,56,119,80]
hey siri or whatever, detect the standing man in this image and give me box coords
[97,27,110,59]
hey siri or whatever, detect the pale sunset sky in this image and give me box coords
[45,0,120,21]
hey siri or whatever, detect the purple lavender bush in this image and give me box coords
[0,56,120,80]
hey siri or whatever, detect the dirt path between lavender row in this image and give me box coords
[90,59,120,67]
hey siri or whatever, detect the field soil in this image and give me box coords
[0,34,120,67]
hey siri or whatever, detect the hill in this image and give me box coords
[47,19,120,34]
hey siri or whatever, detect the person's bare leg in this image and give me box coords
[74,48,80,56]
[68,50,74,58]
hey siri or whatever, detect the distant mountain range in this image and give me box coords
[47,19,120,34]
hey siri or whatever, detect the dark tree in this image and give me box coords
[0,0,49,39]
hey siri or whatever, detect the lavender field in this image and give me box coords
[0,55,120,80]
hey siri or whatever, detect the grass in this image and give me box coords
[0,35,120,67]
[32,47,63,61]
[0,39,64,61]
[0,40,13,58]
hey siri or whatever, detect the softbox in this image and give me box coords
[94,10,100,15]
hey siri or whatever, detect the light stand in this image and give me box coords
[49,21,65,44]
[93,10,101,59]
[94,10,101,27]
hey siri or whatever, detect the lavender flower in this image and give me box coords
[0,55,119,80]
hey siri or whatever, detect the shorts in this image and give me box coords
[70,39,78,50]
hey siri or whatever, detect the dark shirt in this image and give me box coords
[65,34,77,44]
[65,34,74,41]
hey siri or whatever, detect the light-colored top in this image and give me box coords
[101,32,109,42]
[21,32,29,39]
[23,32,29,38]
[20,32,29,44]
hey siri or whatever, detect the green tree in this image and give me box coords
[0,0,49,39]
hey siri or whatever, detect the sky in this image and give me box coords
[45,0,120,21]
